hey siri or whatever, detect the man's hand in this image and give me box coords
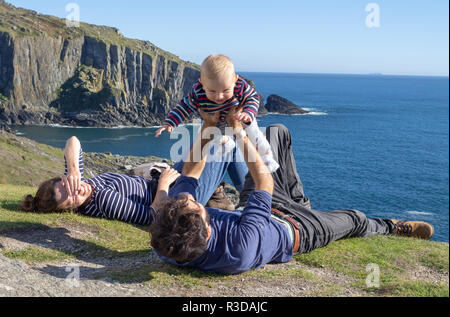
[226,107,274,195]
[181,109,219,180]
[226,106,245,131]
[235,111,252,124]
[155,124,173,138]
[198,109,221,127]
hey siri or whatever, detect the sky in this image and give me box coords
[6,0,450,76]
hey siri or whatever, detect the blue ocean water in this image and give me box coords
[14,73,449,242]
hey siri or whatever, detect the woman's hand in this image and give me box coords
[158,168,181,190]
[152,168,181,210]
[62,170,82,197]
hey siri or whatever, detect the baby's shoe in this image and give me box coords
[212,135,235,159]
[222,135,236,155]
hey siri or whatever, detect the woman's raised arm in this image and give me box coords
[63,136,82,197]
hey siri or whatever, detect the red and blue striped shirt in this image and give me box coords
[164,76,260,128]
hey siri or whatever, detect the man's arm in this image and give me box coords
[181,110,220,179]
[227,108,274,195]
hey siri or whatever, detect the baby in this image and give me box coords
[155,54,279,172]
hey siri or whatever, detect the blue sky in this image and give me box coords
[7,0,449,76]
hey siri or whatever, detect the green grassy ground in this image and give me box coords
[0,133,64,186]
[1,184,448,297]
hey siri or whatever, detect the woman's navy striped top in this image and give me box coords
[65,150,157,225]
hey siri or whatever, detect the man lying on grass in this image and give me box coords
[149,107,434,275]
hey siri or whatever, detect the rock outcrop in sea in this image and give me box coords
[264,94,309,114]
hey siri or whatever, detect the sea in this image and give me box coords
[13,72,449,242]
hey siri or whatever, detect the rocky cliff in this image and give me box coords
[0,1,201,126]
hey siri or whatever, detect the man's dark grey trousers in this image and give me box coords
[237,124,395,254]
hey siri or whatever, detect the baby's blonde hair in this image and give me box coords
[201,55,236,80]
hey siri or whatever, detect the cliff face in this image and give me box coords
[0,1,200,126]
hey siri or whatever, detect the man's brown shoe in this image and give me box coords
[206,182,236,211]
[391,220,434,240]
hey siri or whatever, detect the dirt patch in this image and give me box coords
[56,219,101,240]
[0,254,157,297]
[402,264,449,285]
[0,224,95,254]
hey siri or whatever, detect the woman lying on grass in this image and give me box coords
[20,135,247,225]
[20,136,181,225]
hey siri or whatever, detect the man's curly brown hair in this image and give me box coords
[150,196,210,263]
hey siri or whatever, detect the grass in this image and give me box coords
[0,133,64,186]
[106,265,221,289]
[1,184,448,297]
[3,246,73,264]
[0,93,8,102]
[0,184,150,255]
[392,281,449,297]
[294,235,449,295]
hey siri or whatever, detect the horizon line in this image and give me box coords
[237,70,450,78]
[5,2,448,79]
